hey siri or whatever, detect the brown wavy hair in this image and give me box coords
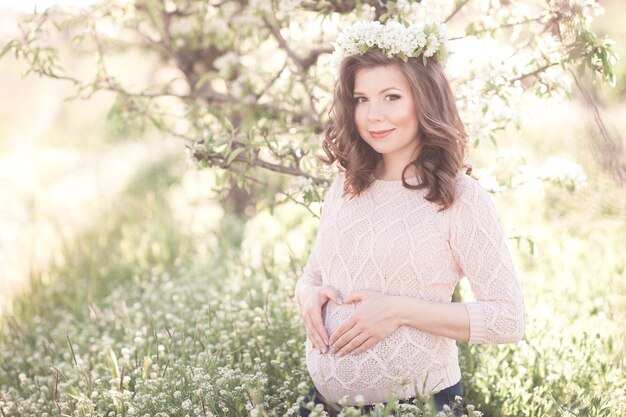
[319,50,472,211]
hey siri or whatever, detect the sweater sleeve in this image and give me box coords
[293,172,344,307]
[449,176,526,344]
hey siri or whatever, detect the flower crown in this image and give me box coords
[330,20,450,76]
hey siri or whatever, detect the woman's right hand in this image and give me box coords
[297,284,343,354]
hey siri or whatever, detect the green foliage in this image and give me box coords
[459,330,625,416]
[573,29,619,87]
[0,1,625,416]
[0,0,620,212]
[1,138,625,416]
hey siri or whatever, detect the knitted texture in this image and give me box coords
[294,171,526,406]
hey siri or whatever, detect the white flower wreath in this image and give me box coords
[330,20,450,76]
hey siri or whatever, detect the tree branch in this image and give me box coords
[262,11,323,125]
[444,0,471,24]
[508,61,562,85]
[449,11,552,40]
[569,66,625,187]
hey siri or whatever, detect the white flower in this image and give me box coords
[297,381,309,395]
[539,156,588,191]
[424,33,440,57]
[294,176,315,193]
[337,395,349,406]
[477,173,506,193]
[354,394,365,404]
[331,19,448,75]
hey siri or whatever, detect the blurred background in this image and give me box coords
[0,0,624,415]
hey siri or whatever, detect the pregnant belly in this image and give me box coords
[321,299,358,339]
[307,302,408,381]
[305,302,453,402]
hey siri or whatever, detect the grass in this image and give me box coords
[1,135,624,416]
[0,150,312,417]
[1,76,625,417]
[2,0,626,414]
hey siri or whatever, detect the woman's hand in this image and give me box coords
[297,283,343,353]
[328,290,401,357]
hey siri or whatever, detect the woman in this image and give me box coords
[293,20,526,416]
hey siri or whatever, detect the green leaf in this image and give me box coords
[0,40,16,60]
[66,392,81,401]
[109,348,120,379]
[226,147,246,165]
[221,115,235,132]
[465,22,477,36]
[141,356,152,380]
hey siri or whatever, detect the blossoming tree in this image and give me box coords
[2,0,618,218]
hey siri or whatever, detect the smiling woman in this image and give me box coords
[352,66,421,181]
[321,45,469,211]
[293,20,526,417]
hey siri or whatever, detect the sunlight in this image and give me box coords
[0,0,98,12]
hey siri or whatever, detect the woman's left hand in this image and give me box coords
[328,290,401,357]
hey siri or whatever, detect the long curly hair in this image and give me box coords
[319,50,472,211]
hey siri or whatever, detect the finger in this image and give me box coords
[303,307,329,351]
[303,313,326,351]
[336,331,371,357]
[309,311,330,351]
[330,314,359,345]
[331,321,358,352]
[350,336,377,356]
[343,291,362,304]
[321,286,343,305]
[301,313,320,348]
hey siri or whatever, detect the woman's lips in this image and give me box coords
[369,128,395,139]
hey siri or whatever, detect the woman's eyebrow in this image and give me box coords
[353,87,403,95]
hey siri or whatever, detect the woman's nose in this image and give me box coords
[367,102,384,121]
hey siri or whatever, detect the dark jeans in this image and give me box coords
[294,379,464,416]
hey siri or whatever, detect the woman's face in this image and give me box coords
[353,65,420,166]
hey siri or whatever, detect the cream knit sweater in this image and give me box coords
[294,170,526,406]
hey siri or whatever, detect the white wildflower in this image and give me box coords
[337,395,349,406]
[297,382,309,395]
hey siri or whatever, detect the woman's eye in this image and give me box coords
[353,95,399,104]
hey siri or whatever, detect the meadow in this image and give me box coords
[1,91,625,416]
[1,2,626,416]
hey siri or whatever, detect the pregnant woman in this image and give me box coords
[293,20,526,416]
